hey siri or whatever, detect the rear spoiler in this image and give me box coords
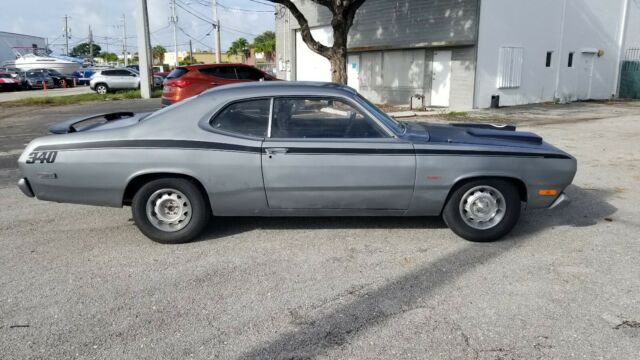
[48,112,135,134]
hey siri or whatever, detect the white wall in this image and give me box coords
[295,26,332,82]
[0,32,46,64]
[624,0,640,52]
[475,0,630,108]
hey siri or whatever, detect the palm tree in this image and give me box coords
[152,46,166,65]
[252,31,275,62]
[228,38,250,63]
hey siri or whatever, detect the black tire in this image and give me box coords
[95,83,109,94]
[131,178,210,244]
[442,179,521,242]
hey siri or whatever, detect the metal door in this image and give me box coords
[578,53,596,100]
[431,50,452,107]
[347,54,360,91]
[261,139,415,210]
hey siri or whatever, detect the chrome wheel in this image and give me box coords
[458,185,506,230]
[96,85,107,94]
[145,188,192,232]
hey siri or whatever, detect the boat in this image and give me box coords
[2,47,82,75]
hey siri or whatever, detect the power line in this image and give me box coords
[216,1,274,13]
[248,0,275,7]
[178,26,214,51]
[175,0,214,25]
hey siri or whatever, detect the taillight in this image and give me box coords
[169,79,191,88]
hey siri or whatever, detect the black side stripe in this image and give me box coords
[34,140,571,159]
[35,140,261,153]
[414,149,571,159]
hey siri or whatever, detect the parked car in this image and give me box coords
[23,71,54,90]
[30,68,75,88]
[90,68,140,94]
[161,63,277,106]
[17,82,576,244]
[0,72,20,91]
[128,68,164,88]
[0,67,27,88]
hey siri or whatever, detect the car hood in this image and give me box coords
[401,121,572,155]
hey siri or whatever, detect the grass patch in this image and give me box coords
[444,111,469,117]
[3,89,162,108]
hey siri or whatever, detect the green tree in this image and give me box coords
[70,42,102,57]
[267,0,366,84]
[228,38,250,62]
[252,31,275,62]
[152,45,166,65]
[99,52,118,62]
[179,55,197,65]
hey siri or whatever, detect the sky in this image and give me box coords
[1,0,276,55]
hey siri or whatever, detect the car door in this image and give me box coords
[261,96,415,211]
[122,69,139,88]
[206,97,271,215]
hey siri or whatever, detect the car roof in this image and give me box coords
[199,81,358,99]
[181,63,259,70]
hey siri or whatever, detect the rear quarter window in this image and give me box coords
[210,99,270,137]
[167,68,189,79]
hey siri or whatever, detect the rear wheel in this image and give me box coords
[132,178,210,244]
[95,84,108,94]
[442,179,521,242]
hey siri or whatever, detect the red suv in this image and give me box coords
[161,63,277,106]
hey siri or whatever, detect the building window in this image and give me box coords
[546,51,553,67]
[497,47,524,89]
[568,52,574,67]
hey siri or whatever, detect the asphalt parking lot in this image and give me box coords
[0,86,94,103]
[1,100,639,359]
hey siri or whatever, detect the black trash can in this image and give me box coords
[490,95,500,109]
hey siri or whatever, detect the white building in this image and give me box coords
[0,31,46,64]
[276,0,640,109]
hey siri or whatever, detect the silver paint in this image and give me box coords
[17,82,577,219]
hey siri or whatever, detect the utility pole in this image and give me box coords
[212,0,221,63]
[121,14,129,66]
[63,15,71,55]
[88,25,93,65]
[135,0,153,98]
[170,0,179,67]
[189,39,193,64]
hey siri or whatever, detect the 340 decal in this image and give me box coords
[26,151,58,164]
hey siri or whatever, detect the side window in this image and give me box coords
[199,67,237,79]
[210,99,270,137]
[102,70,115,76]
[236,67,264,80]
[271,97,386,139]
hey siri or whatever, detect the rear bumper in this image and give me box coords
[17,178,34,198]
[548,192,569,209]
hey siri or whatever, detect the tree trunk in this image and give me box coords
[329,46,348,84]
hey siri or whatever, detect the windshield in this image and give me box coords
[356,94,404,135]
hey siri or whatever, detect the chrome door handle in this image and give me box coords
[265,147,289,155]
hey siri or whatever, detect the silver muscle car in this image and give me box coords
[17,82,576,244]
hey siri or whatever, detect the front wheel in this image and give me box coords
[95,84,108,94]
[132,178,210,244]
[442,179,521,242]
